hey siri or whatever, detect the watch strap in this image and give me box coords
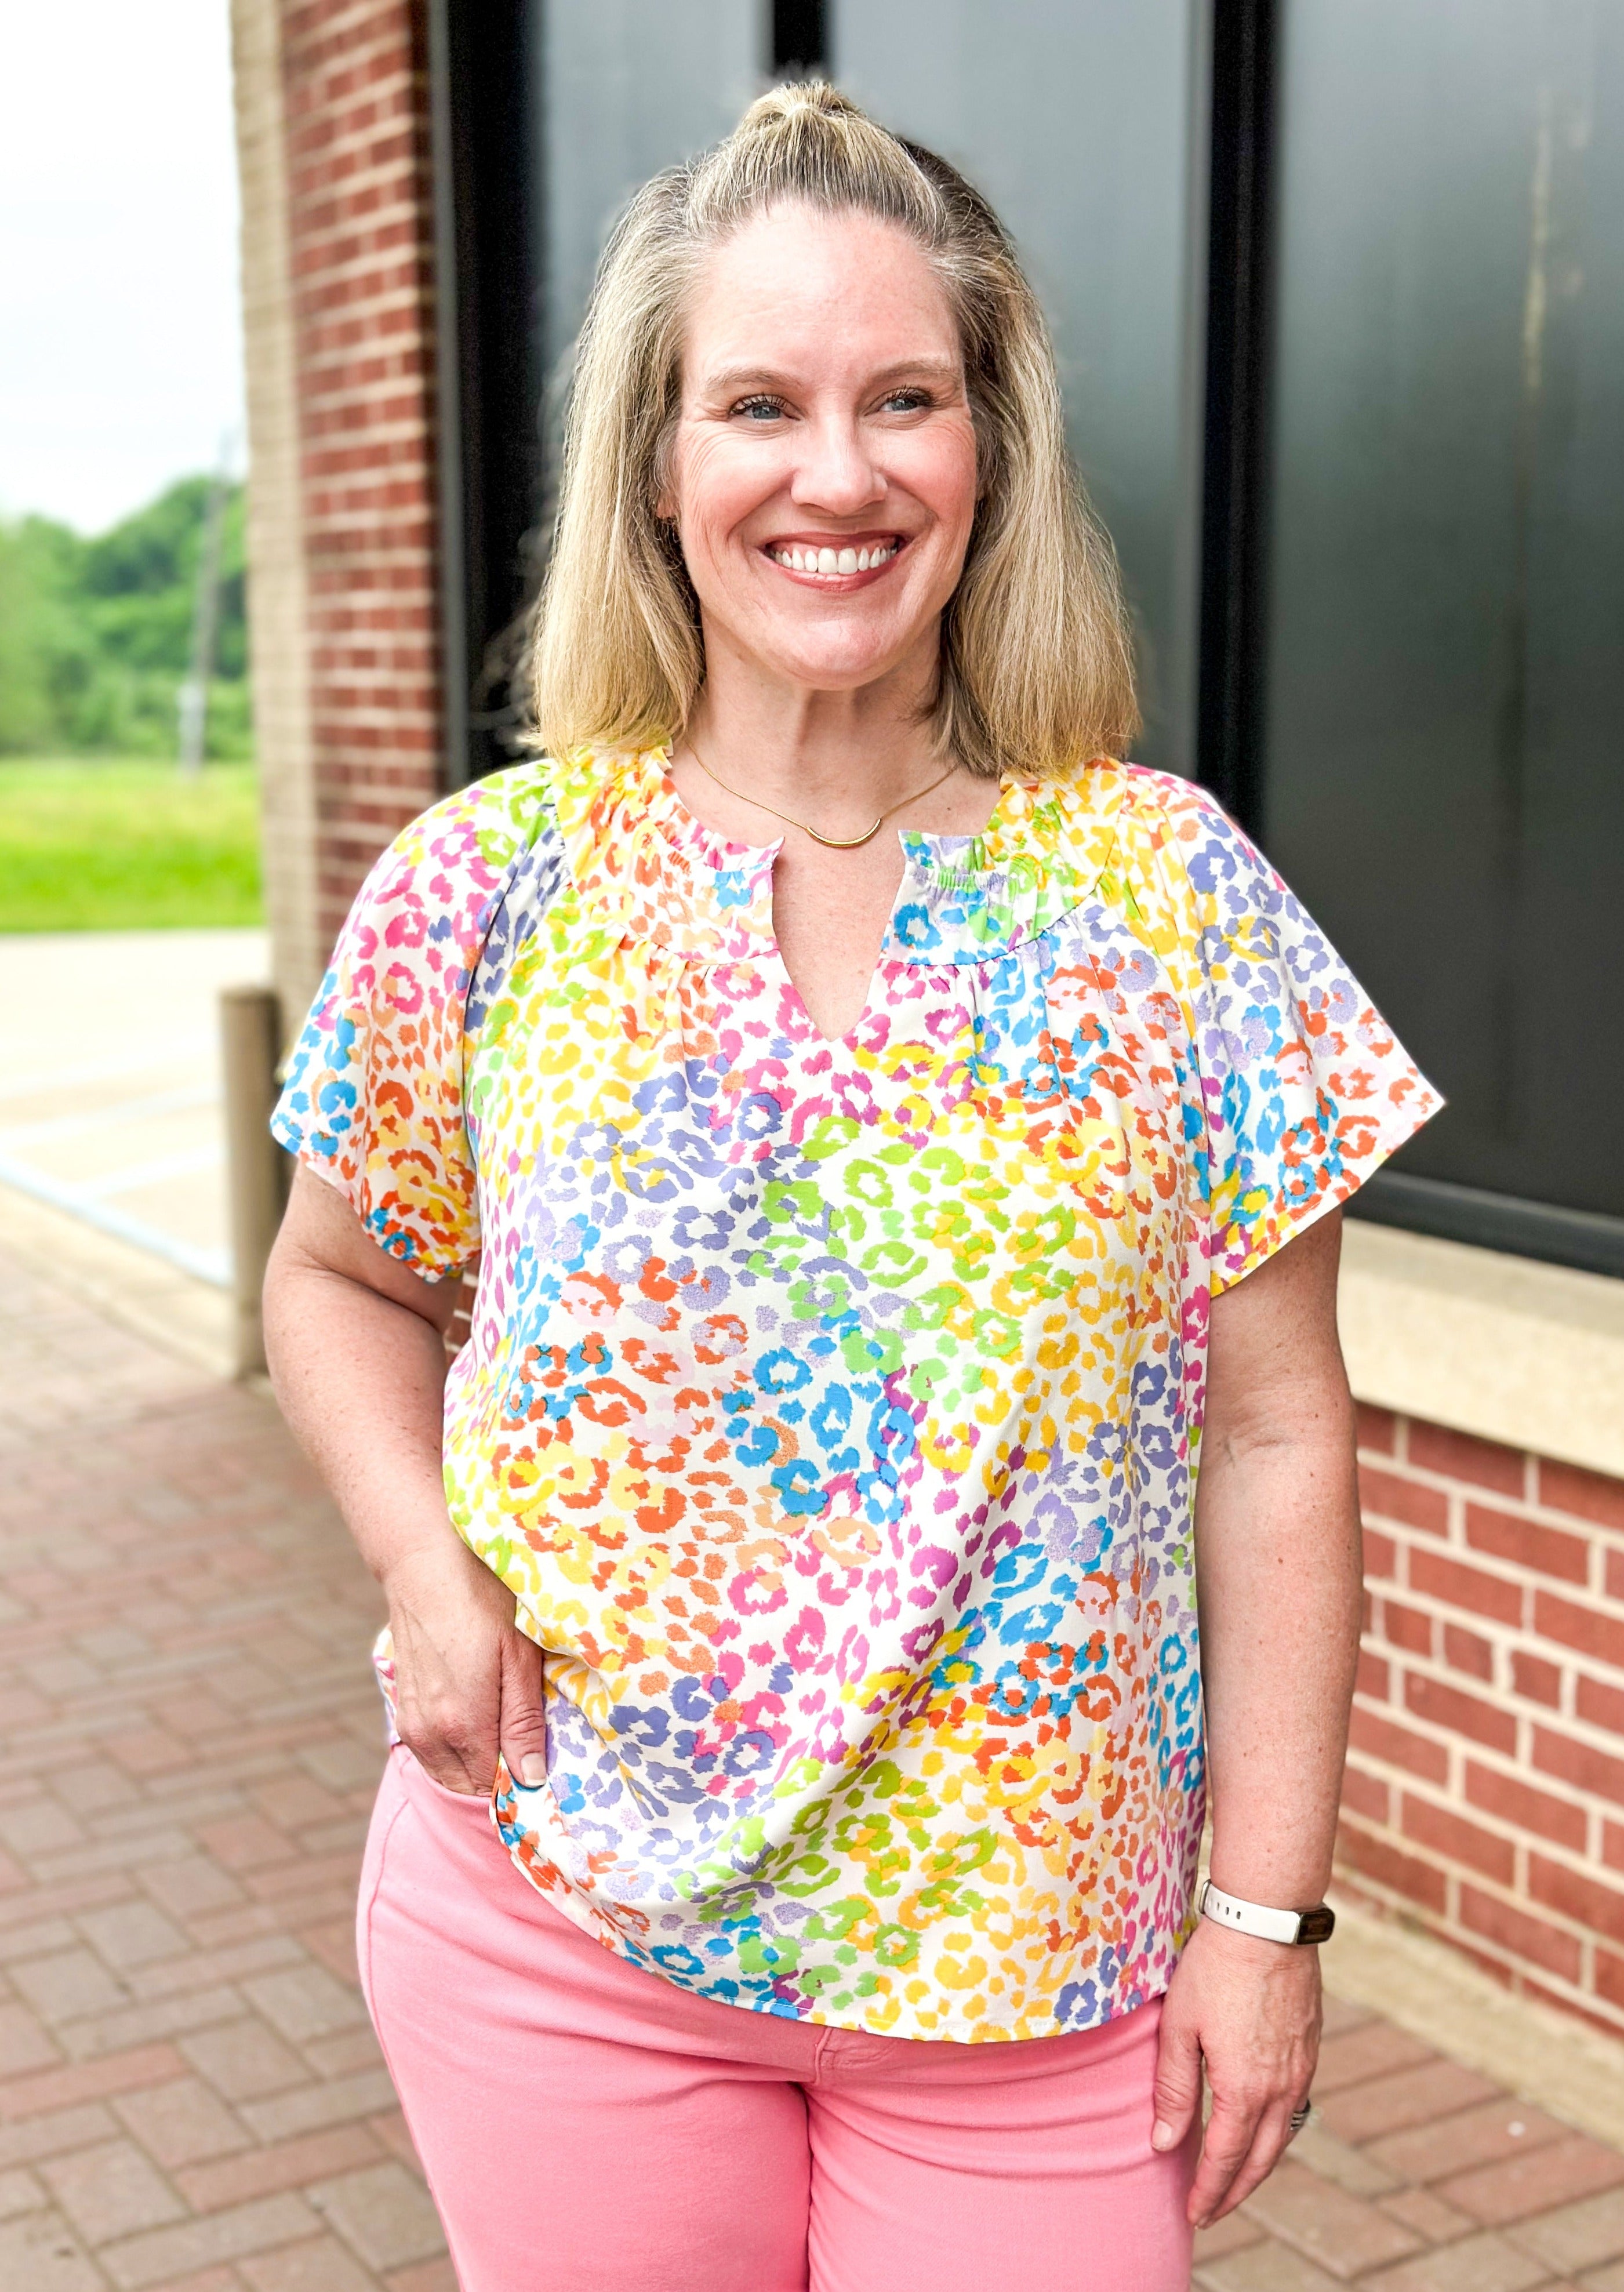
[1199,1879,1336,1946]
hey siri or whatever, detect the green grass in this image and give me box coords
[0,757,263,931]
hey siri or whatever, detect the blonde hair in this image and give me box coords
[529,81,1138,779]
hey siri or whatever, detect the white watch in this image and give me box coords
[1198,1878,1336,1946]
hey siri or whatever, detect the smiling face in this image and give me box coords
[662,202,980,704]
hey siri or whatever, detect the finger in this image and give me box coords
[1189,2098,1264,2228]
[1151,2013,1204,2153]
[1205,2099,1299,2222]
[394,1674,501,1795]
[401,1720,494,1795]
[412,1755,485,1795]
[497,1627,548,1786]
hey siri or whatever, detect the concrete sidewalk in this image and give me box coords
[0,930,270,1375]
[2,1247,1623,2290]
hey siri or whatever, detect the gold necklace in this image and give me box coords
[685,740,959,850]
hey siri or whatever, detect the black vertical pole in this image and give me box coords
[772,1,828,76]
[1197,0,1277,835]
[428,0,547,785]
[426,0,469,791]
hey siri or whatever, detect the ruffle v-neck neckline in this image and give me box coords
[544,745,1128,967]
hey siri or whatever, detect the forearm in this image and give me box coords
[1195,1416,1362,1905]
[263,1239,460,1586]
[263,1171,542,1795]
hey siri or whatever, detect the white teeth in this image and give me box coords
[773,541,896,573]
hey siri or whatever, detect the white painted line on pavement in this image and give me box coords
[73,1144,225,1201]
[0,1043,215,1103]
[0,1084,220,1147]
[0,1153,232,1288]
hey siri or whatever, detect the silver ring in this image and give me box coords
[1288,2104,1312,2136]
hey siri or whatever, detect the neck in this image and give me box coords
[684,620,948,816]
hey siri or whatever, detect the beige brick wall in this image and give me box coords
[231,0,323,1037]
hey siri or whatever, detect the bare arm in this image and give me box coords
[263,1163,546,1795]
[1152,1207,1362,2226]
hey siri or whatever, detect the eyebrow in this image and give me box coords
[699,357,964,398]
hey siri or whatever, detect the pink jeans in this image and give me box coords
[358,1747,1197,2291]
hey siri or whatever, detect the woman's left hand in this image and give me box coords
[1150,1919,1323,2226]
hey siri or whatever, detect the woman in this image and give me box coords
[266,83,1437,2292]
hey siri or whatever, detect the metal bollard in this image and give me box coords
[220,985,289,1378]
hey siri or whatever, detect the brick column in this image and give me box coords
[234,0,448,1034]
[283,0,446,965]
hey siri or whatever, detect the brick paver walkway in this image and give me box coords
[1194,1996,1624,2288]
[3,1240,1622,2291]
[0,1246,443,2292]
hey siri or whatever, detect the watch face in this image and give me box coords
[1296,1904,1337,1945]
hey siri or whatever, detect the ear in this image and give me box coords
[652,431,675,526]
[969,399,998,503]
[652,401,686,526]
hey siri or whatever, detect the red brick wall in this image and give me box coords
[1343,1405,1624,2038]
[281,0,445,949]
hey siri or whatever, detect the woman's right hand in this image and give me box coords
[383,1534,547,1797]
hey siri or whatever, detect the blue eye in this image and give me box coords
[734,396,784,422]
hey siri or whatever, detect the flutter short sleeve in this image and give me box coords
[271,778,538,1280]
[1150,777,1441,1292]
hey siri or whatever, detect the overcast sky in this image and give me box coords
[0,0,244,534]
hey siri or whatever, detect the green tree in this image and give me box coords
[0,477,251,758]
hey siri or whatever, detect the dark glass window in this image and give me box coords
[833,1,1207,774]
[540,2,761,389]
[1259,0,1624,1261]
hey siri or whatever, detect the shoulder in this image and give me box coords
[368,762,556,907]
[1005,760,1242,870]
[1114,765,1245,862]
[1113,769,1349,1011]
[340,763,562,973]
[1109,766,1284,929]
[1013,756,1248,893]
[1028,762,1287,989]
[989,755,1128,876]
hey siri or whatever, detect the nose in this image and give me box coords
[789,408,885,517]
